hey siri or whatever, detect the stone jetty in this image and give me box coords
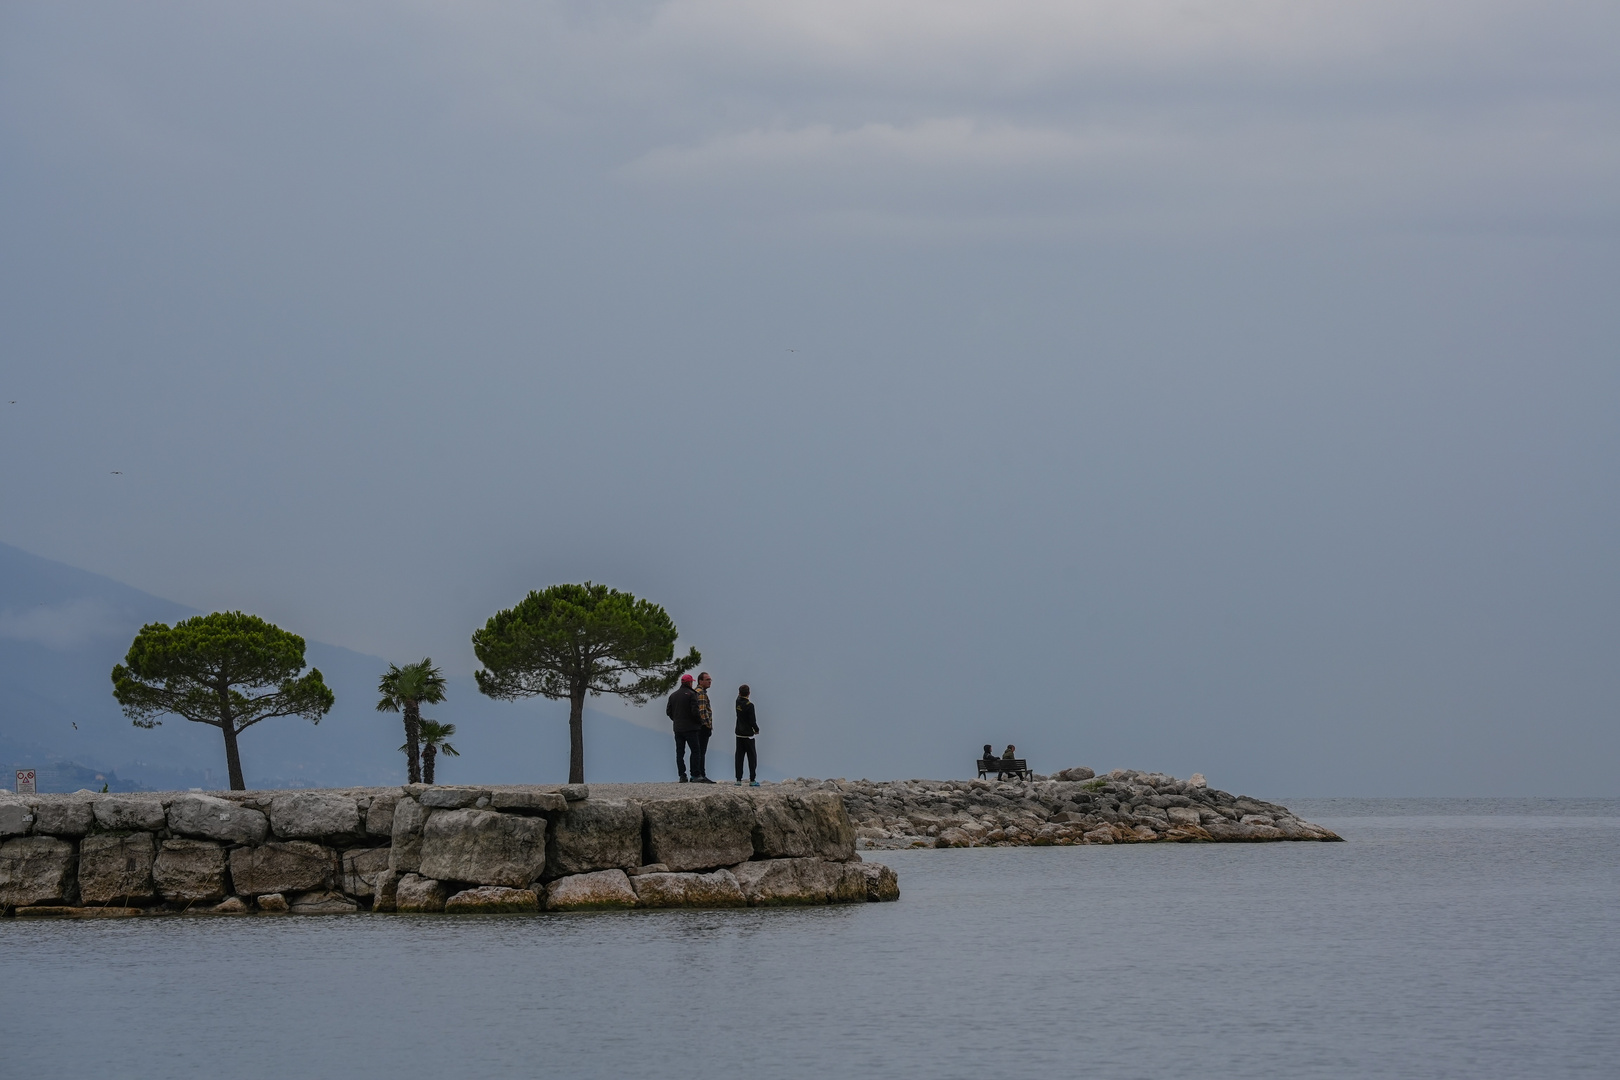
[776,769,1341,847]
[0,783,897,917]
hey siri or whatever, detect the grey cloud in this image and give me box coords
[0,599,128,650]
[0,1,1616,796]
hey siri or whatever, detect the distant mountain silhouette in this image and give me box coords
[0,542,686,792]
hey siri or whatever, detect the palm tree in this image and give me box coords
[416,720,460,784]
[376,659,447,784]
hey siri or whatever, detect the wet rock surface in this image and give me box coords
[544,868,638,910]
[395,873,448,912]
[289,889,359,914]
[630,869,747,908]
[445,885,541,913]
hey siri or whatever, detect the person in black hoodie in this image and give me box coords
[733,684,760,786]
[666,673,705,782]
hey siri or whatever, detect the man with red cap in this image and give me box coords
[666,672,706,782]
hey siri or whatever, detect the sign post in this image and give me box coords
[15,769,37,794]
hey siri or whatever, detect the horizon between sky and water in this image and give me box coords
[2,539,1614,800]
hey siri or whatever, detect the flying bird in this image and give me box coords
[110,470,122,475]
[72,723,77,729]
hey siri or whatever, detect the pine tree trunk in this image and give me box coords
[221,721,245,791]
[218,677,245,790]
[568,683,586,784]
[404,701,422,784]
[423,743,437,785]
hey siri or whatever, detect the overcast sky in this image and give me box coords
[2,1,1617,794]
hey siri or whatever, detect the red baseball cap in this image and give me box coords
[680,673,694,683]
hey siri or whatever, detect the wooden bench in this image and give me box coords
[977,757,1031,781]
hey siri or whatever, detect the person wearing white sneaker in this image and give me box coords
[734,683,760,786]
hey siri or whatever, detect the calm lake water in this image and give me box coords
[4,799,1616,1079]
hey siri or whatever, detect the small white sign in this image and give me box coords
[15,769,37,795]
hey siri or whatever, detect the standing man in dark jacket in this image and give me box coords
[667,673,705,783]
[734,684,760,786]
[692,672,717,783]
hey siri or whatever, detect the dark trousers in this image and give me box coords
[675,730,706,780]
[734,737,757,782]
[697,726,712,777]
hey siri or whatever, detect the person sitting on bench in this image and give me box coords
[998,745,1017,778]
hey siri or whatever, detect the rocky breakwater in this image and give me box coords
[0,784,898,917]
[780,769,1341,848]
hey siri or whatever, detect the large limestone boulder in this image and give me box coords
[0,836,77,906]
[749,793,857,861]
[644,793,754,872]
[543,869,638,911]
[395,873,448,913]
[289,890,359,915]
[340,847,392,899]
[445,886,541,913]
[269,793,362,840]
[418,808,548,888]
[167,794,269,845]
[490,790,566,814]
[416,787,489,810]
[848,861,899,902]
[153,839,228,904]
[32,797,95,837]
[388,797,428,873]
[15,906,145,919]
[631,869,746,909]
[545,800,642,878]
[1202,820,1284,842]
[364,794,398,838]
[731,857,838,905]
[93,795,168,832]
[78,832,157,904]
[372,869,400,912]
[0,797,32,837]
[229,841,337,895]
[833,861,877,903]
